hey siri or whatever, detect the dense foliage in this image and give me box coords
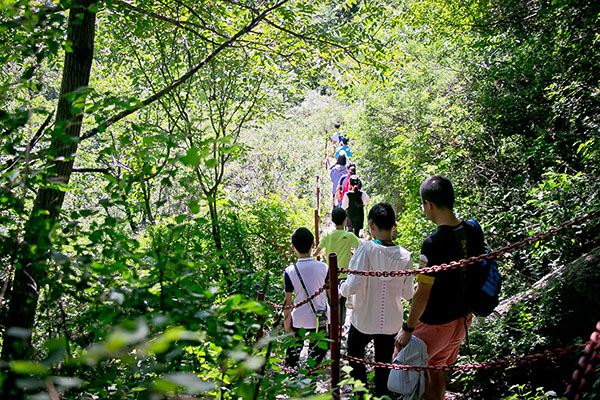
[0,0,598,399]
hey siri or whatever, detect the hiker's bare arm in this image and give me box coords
[395,281,432,349]
[283,292,295,336]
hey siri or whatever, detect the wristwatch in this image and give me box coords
[402,321,414,333]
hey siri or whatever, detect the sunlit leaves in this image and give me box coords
[9,360,49,376]
[180,146,201,166]
[153,372,215,395]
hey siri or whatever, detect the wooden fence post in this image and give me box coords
[314,175,321,249]
[328,253,340,399]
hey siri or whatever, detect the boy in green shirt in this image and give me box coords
[313,207,360,327]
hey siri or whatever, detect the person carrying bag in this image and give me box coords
[283,227,330,368]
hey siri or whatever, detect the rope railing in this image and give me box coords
[274,363,328,375]
[263,210,598,316]
[338,209,600,277]
[343,343,587,372]
[264,280,328,311]
[256,210,600,398]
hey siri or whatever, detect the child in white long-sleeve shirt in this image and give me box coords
[339,202,414,397]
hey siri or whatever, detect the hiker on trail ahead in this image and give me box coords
[341,175,369,237]
[330,154,348,206]
[335,162,359,207]
[283,227,330,368]
[395,175,485,400]
[335,137,352,160]
[313,207,359,329]
[331,122,344,149]
[340,203,414,398]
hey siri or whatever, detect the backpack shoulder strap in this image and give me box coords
[293,263,318,316]
[467,219,481,232]
[453,222,468,260]
[466,219,491,252]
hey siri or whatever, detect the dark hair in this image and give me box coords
[349,175,364,207]
[420,175,455,210]
[367,202,396,231]
[335,154,347,166]
[349,175,361,193]
[331,207,347,225]
[342,137,349,145]
[347,162,356,175]
[334,122,341,129]
[292,227,314,253]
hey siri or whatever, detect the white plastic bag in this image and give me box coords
[387,335,428,399]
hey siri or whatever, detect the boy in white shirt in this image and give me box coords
[283,227,330,368]
[339,203,414,397]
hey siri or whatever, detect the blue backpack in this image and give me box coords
[461,220,502,317]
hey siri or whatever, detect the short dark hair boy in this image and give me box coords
[419,175,455,210]
[331,207,348,226]
[367,202,396,231]
[291,227,314,254]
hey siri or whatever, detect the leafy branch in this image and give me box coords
[80,0,292,141]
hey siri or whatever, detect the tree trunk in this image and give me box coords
[1,0,96,365]
[122,193,138,233]
[141,175,155,225]
[208,198,223,253]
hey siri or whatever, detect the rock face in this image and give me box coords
[461,247,600,400]
[551,246,600,342]
[497,246,600,343]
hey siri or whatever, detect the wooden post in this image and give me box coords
[315,208,320,248]
[314,175,320,248]
[328,253,340,399]
[324,136,329,168]
[316,175,321,215]
[256,291,265,342]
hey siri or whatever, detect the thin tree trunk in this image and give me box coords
[122,193,138,233]
[208,198,223,253]
[1,0,96,368]
[141,175,155,225]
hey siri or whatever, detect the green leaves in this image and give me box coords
[153,373,215,395]
[181,146,201,167]
[9,361,49,376]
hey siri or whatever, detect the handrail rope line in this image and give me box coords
[258,211,599,379]
[274,363,327,375]
[264,210,599,308]
[269,343,588,376]
[338,210,600,278]
[264,281,328,311]
[265,341,590,377]
[342,343,587,372]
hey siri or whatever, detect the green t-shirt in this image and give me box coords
[318,229,360,277]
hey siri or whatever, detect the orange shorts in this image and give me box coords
[413,314,472,367]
